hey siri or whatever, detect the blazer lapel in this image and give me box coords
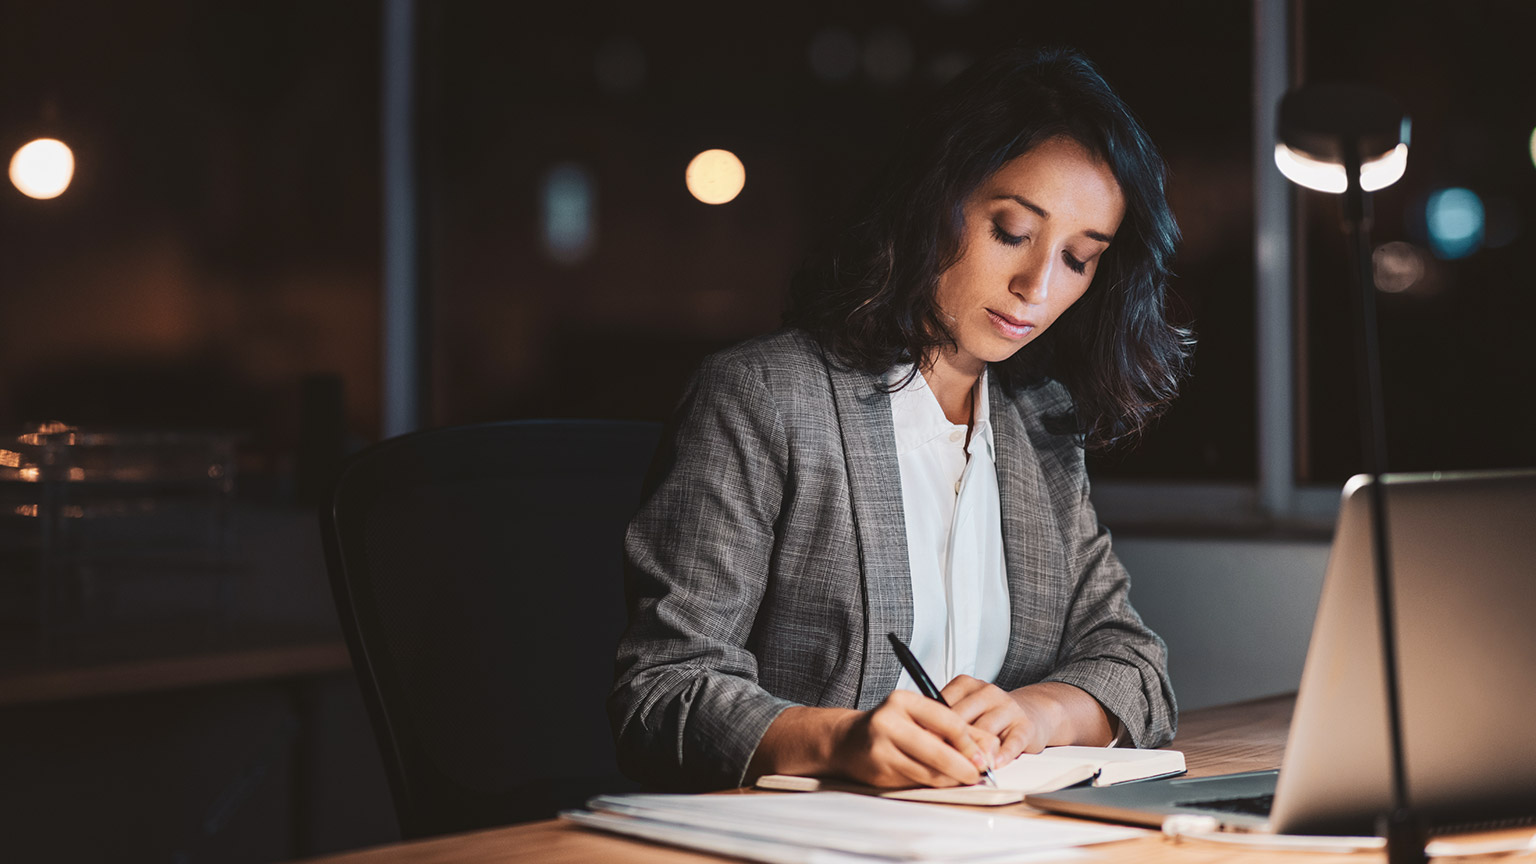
[825,358,912,710]
[989,374,1070,689]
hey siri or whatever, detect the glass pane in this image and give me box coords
[0,1,381,483]
[425,3,1255,480]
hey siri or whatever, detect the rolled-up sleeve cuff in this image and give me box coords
[1042,659,1159,749]
[685,687,798,788]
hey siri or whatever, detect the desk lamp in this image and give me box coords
[1276,84,1421,864]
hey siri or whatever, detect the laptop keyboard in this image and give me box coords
[1175,794,1275,818]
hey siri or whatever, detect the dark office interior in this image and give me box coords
[2,1,1533,861]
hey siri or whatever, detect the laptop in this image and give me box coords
[1029,469,1536,835]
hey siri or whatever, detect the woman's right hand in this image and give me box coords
[828,689,1000,788]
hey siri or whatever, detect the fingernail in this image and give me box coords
[971,752,988,769]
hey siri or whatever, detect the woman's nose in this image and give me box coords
[1011,254,1052,305]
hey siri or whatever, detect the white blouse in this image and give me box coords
[887,366,1011,693]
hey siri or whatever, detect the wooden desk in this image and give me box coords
[298,694,1530,864]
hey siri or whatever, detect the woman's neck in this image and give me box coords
[920,352,983,427]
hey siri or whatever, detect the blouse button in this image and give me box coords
[949,429,964,443]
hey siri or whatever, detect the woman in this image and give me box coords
[610,45,1190,792]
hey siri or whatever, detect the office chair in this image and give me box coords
[320,419,662,840]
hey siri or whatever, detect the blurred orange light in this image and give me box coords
[18,422,75,446]
[685,149,745,205]
[10,138,75,199]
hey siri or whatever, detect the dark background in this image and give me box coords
[6,2,1529,487]
[1,1,1533,861]
[1298,1,1536,478]
[1,0,1262,483]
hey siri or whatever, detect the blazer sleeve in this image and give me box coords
[1038,432,1178,749]
[608,350,797,790]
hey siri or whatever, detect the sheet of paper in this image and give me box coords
[881,786,1026,805]
[566,809,1106,864]
[580,792,1143,861]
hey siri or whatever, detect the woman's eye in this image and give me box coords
[1064,253,1088,275]
[990,223,1024,246]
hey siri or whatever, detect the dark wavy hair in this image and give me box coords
[784,45,1192,450]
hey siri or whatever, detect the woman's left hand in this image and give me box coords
[940,677,1113,765]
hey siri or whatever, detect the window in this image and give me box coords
[0,1,380,480]
[419,2,1258,493]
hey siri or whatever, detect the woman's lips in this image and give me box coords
[987,309,1035,340]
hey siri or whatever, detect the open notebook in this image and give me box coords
[758,745,1185,806]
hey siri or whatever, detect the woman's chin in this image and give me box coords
[976,334,1035,363]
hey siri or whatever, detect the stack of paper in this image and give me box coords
[563,791,1143,863]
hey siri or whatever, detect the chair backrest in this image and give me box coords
[320,419,661,839]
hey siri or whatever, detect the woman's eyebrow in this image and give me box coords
[991,193,1115,245]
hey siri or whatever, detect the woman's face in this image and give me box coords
[932,135,1126,375]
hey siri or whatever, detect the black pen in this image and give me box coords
[886,631,1000,788]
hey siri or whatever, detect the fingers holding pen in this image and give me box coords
[833,689,998,787]
[943,675,1042,764]
[876,636,999,783]
[892,689,1001,776]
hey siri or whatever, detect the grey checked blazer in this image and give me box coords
[609,329,1176,790]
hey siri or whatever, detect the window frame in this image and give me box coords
[381,0,1346,533]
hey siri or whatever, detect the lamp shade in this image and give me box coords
[1276,83,1410,193]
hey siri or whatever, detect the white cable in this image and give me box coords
[1161,815,1383,853]
[1426,835,1536,858]
[1160,814,1536,858]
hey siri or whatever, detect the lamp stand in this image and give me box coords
[1340,147,1427,864]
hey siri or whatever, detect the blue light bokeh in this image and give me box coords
[1425,187,1484,259]
[541,163,596,263]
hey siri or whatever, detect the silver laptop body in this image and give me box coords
[1029,469,1536,834]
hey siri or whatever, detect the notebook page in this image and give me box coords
[883,756,1096,804]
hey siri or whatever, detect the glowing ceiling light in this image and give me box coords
[685,149,745,205]
[9,138,75,199]
[1274,142,1408,194]
[1359,143,1409,192]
